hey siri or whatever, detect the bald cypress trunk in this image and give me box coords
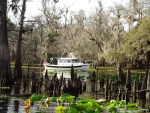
[14,0,27,79]
[0,0,13,85]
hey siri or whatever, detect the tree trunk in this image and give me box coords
[146,51,150,104]
[0,0,13,85]
[117,62,126,84]
[146,68,150,103]
[14,0,27,79]
[146,51,150,68]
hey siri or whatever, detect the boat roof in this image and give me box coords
[59,57,77,59]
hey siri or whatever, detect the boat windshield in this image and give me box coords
[59,59,79,63]
[59,59,71,63]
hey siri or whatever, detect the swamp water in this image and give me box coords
[0,67,147,113]
[0,67,92,113]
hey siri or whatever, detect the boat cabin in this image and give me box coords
[58,58,79,64]
[58,53,80,64]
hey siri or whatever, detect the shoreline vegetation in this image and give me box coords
[10,62,146,78]
[11,61,146,71]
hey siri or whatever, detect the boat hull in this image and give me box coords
[44,64,90,71]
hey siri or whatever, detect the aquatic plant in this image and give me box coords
[24,93,147,113]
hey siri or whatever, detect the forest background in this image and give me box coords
[0,0,150,85]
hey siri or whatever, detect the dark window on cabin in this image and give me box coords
[72,59,79,63]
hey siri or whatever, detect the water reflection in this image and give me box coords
[0,69,118,113]
[14,100,19,112]
[0,98,9,113]
[46,70,89,80]
[0,96,65,113]
[0,68,90,113]
[0,97,40,113]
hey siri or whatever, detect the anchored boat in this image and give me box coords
[43,53,90,71]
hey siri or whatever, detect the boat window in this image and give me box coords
[59,59,62,63]
[62,59,70,63]
[60,59,75,63]
[63,60,66,63]
[72,59,79,63]
[67,60,71,63]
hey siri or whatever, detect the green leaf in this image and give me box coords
[126,103,138,110]
[69,107,79,113]
[59,93,75,102]
[106,106,117,112]
[94,108,101,113]
[127,103,138,107]
[51,97,57,102]
[30,94,47,103]
[55,106,66,113]
[84,109,95,113]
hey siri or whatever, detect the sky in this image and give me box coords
[9,0,128,22]
[25,0,127,16]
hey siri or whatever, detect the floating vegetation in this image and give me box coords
[30,94,48,103]
[0,86,10,89]
[0,95,9,98]
[24,93,148,113]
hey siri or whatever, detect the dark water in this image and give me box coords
[0,97,28,113]
[0,67,91,113]
[0,67,145,113]
[0,97,44,113]
[0,67,44,113]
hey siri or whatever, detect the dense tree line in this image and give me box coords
[0,0,150,82]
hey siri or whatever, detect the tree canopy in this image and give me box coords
[5,0,150,68]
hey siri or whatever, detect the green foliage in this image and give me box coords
[51,97,58,102]
[55,106,66,113]
[126,102,138,110]
[0,95,9,98]
[46,52,53,61]
[130,74,139,81]
[28,93,145,113]
[47,32,59,43]
[30,94,47,103]
[121,17,150,61]
[68,107,79,113]
[105,100,140,112]
[100,47,127,64]
[105,100,125,112]
[0,87,10,89]
[58,93,75,103]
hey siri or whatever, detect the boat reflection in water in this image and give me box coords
[44,70,89,81]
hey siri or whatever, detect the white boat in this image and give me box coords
[43,53,90,71]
